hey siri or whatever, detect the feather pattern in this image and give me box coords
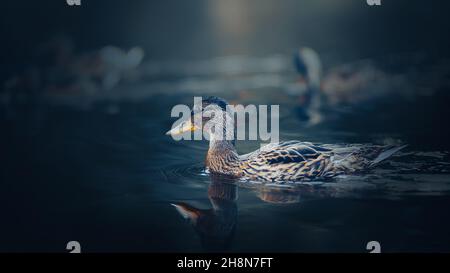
[168,97,406,182]
[238,141,338,181]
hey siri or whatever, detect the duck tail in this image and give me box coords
[369,144,408,167]
[335,144,407,173]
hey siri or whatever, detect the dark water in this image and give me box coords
[2,55,450,253]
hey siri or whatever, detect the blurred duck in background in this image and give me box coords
[3,37,144,101]
[291,47,410,125]
[290,47,323,125]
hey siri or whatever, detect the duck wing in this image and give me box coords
[239,141,329,160]
[238,141,406,182]
[239,141,336,181]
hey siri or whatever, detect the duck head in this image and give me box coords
[294,47,322,90]
[293,48,324,125]
[166,96,236,145]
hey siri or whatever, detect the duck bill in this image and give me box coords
[166,120,198,136]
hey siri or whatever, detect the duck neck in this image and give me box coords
[206,123,240,176]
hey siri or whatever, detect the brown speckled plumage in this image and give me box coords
[169,97,405,182]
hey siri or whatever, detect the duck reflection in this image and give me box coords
[171,174,238,251]
[257,186,302,204]
[171,174,340,251]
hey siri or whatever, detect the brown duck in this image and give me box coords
[166,97,406,182]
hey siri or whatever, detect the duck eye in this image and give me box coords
[201,112,213,123]
[202,108,220,122]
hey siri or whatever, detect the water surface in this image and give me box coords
[1,56,450,253]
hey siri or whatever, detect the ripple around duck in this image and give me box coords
[159,163,208,185]
[156,145,450,199]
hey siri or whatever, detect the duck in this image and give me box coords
[292,47,410,124]
[3,36,145,102]
[166,96,406,182]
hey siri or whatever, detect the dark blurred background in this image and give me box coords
[2,0,450,147]
[2,0,450,79]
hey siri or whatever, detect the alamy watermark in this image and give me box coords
[366,0,381,6]
[366,241,381,253]
[66,0,81,6]
[66,241,81,253]
[168,97,280,144]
